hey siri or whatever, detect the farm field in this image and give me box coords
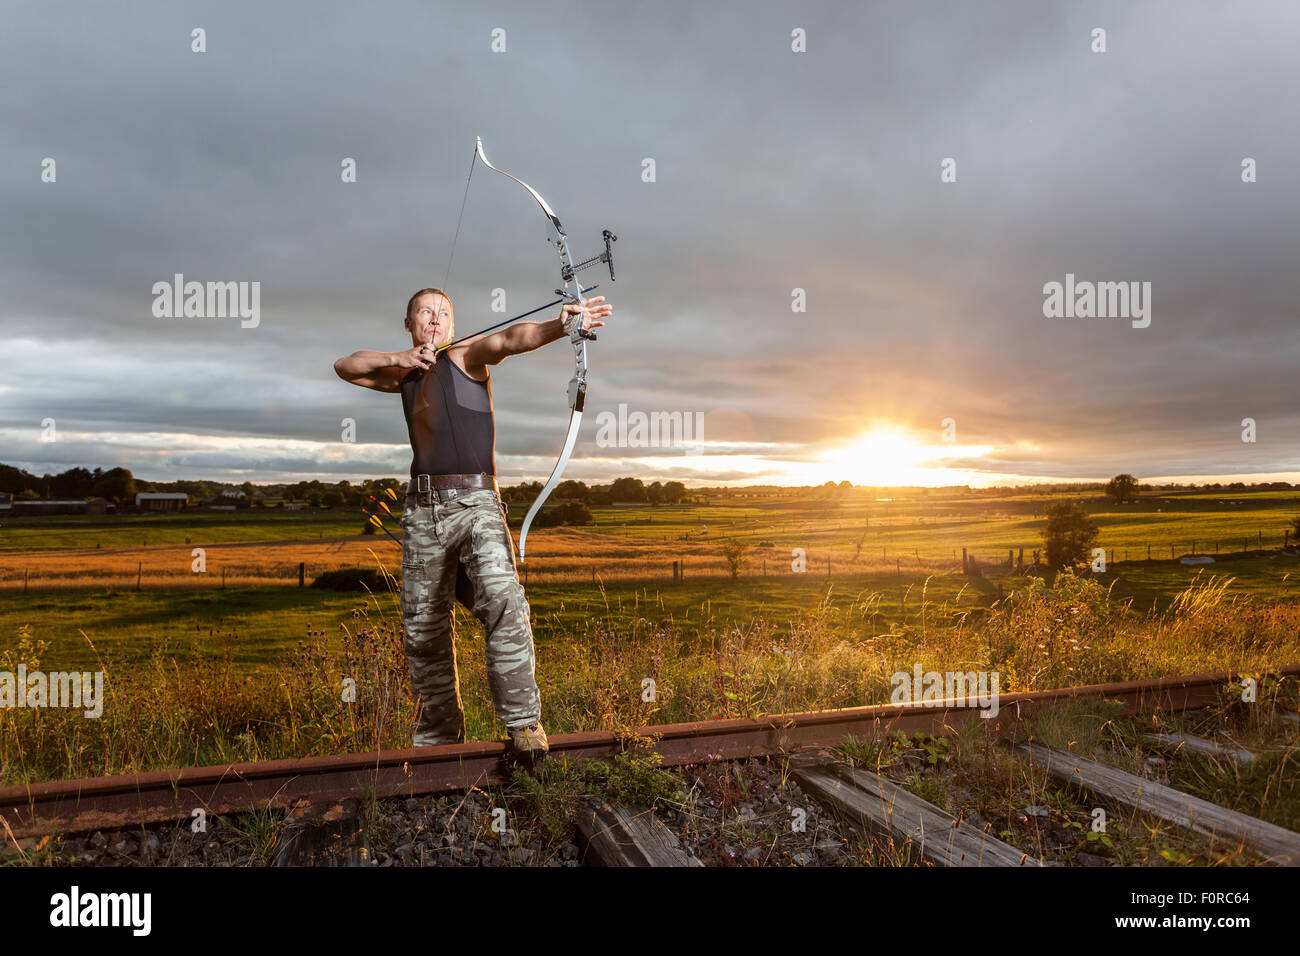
[3,487,1298,787]
[3,489,1298,589]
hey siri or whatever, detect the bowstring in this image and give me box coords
[440,143,479,296]
[434,142,491,484]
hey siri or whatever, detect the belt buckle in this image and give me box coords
[416,474,432,507]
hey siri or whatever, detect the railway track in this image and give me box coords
[3,665,1298,866]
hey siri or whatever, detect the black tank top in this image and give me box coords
[400,358,496,477]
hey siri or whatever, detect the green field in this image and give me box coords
[5,553,1298,673]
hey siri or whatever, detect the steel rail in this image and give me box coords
[2,666,1295,839]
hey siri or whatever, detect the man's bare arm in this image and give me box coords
[461,319,563,368]
[334,347,430,392]
[462,297,611,369]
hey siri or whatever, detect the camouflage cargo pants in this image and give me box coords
[400,488,540,746]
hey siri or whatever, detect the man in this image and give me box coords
[333,288,612,762]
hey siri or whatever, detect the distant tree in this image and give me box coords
[51,467,95,498]
[610,477,647,502]
[555,479,590,501]
[91,467,136,508]
[307,491,322,508]
[505,481,543,505]
[0,463,40,495]
[1104,474,1140,504]
[559,502,593,526]
[529,501,593,528]
[1042,501,1100,570]
[321,490,344,508]
[663,481,688,504]
[720,539,749,579]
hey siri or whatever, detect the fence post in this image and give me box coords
[137,561,142,591]
[962,547,968,574]
[298,562,305,587]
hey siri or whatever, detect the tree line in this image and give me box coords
[0,464,693,511]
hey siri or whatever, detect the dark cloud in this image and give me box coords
[1,1,1296,485]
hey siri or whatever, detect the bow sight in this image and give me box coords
[556,229,617,341]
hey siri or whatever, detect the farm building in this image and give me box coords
[135,492,190,512]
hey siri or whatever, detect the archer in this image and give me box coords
[333,287,612,763]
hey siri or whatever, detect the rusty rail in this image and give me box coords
[2,666,1295,839]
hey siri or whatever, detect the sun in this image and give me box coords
[818,428,935,486]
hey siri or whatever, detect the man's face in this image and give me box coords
[407,293,453,347]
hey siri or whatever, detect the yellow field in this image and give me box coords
[0,526,962,590]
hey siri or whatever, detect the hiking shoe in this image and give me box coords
[509,721,549,761]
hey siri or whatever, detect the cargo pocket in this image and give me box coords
[400,555,428,617]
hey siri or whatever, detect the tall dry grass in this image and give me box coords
[1,570,1295,786]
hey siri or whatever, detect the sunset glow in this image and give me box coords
[813,427,995,487]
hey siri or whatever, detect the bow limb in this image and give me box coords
[475,137,567,244]
[518,399,584,563]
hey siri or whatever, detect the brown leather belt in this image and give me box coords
[407,473,498,503]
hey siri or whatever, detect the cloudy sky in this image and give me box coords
[3,0,1297,488]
